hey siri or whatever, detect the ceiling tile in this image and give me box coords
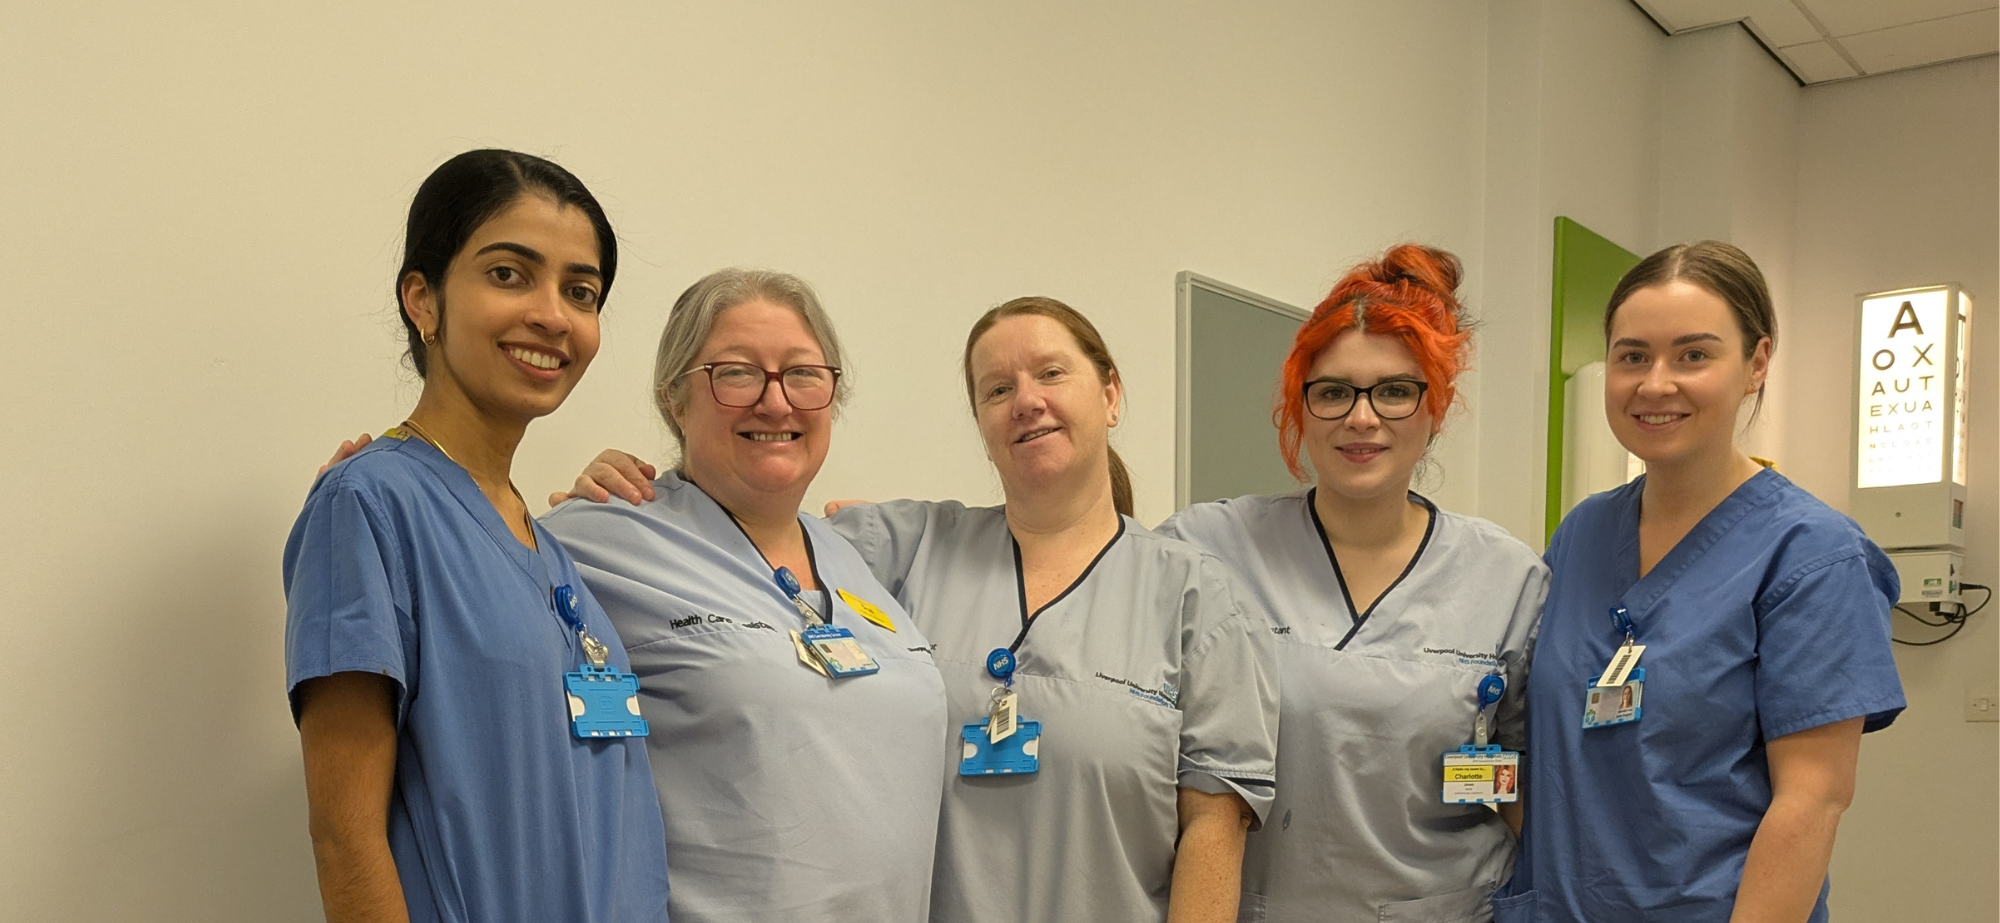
[1741,0,1823,46]
[1777,40,1862,82]
[1636,0,1820,47]
[1804,0,1995,39]
[1839,8,2000,74]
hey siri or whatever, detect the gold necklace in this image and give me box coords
[398,417,536,541]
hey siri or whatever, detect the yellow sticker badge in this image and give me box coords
[838,588,895,632]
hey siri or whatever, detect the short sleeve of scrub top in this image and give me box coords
[283,435,671,923]
[1498,468,1904,923]
[831,499,1280,923]
[541,470,949,923]
[1159,490,1546,923]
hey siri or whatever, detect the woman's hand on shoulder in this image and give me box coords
[548,449,657,507]
[318,433,373,477]
[822,499,870,517]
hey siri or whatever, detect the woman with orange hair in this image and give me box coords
[1157,244,1547,923]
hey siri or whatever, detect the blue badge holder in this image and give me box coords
[959,719,1041,776]
[565,663,650,739]
[1581,666,1645,729]
[801,624,881,678]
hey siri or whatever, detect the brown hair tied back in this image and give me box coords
[962,296,1134,517]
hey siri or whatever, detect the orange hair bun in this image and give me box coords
[1273,244,1473,481]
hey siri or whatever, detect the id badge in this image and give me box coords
[1581,666,1645,729]
[801,624,880,678]
[959,718,1041,775]
[565,664,650,739]
[1441,744,1519,804]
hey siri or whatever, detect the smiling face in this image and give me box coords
[673,299,835,502]
[401,194,604,424]
[1604,280,1770,469]
[968,314,1121,497]
[1301,330,1436,503]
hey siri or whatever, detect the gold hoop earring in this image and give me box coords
[422,329,437,346]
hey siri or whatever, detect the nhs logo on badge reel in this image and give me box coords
[565,665,649,738]
[1582,666,1645,729]
[960,719,1041,776]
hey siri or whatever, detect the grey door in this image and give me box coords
[1176,273,1310,510]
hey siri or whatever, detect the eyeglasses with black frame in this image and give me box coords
[681,362,843,411]
[1302,378,1430,421]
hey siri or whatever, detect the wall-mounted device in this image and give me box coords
[1850,284,1984,646]
[1850,284,1972,551]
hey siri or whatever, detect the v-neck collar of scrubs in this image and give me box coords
[395,433,557,591]
[669,470,836,626]
[1617,466,1783,628]
[1306,488,1439,650]
[1002,514,1127,652]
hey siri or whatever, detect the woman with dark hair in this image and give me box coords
[1494,241,1903,923]
[285,150,669,923]
[1157,244,1546,923]
[569,297,1279,923]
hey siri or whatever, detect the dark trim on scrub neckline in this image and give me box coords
[1002,516,1128,655]
[1306,487,1438,650]
[694,476,835,624]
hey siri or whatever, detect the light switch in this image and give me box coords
[1965,688,1999,722]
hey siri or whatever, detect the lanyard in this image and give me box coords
[705,486,832,628]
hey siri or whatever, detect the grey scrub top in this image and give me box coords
[542,471,949,923]
[830,500,1279,923]
[1158,490,1546,923]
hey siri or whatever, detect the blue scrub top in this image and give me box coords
[283,434,671,923]
[1497,468,1903,923]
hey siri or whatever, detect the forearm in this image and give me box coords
[1167,790,1251,923]
[309,830,411,923]
[1727,792,1846,923]
[1497,799,1523,837]
[298,672,409,923]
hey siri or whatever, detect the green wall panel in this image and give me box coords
[1545,217,1641,542]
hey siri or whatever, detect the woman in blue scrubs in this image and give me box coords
[1495,241,1905,923]
[1157,245,1547,923]
[284,150,670,923]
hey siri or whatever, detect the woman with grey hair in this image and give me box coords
[535,268,951,923]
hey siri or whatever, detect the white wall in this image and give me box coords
[1786,55,1999,923]
[0,2,1492,918]
[2,2,1991,919]
[1479,0,1668,545]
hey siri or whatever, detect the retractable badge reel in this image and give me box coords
[960,647,1040,776]
[556,586,649,740]
[1442,673,1519,804]
[777,567,879,679]
[1582,606,1646,729]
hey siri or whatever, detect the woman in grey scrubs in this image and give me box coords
[573,296,1279,923]
[502,269,950,922]
[1156,245,1546,923]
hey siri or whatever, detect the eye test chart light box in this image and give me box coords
[1851,286,1971,582]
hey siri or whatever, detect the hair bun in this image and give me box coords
[1374,243,1462,302]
